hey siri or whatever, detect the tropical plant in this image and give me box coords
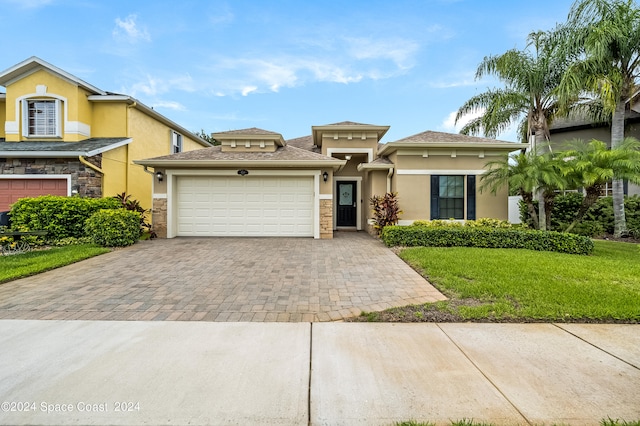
[480,150,566,230]
[559,138,640,232]
[113,192,155,238]
[455,29,574,229]
[456,30,569,147]
[370,192,402,235]
[560,0,640,236]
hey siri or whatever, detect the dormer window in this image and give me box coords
[172,131,183,153]
[23,99,61,137]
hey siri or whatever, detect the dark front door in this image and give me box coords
[336,181,357,227]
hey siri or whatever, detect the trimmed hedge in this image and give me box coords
[85,209,141,247]
[381,226,594,255]
[9,196,122,240]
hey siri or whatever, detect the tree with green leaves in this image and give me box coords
[456,30,572,149]
[559,138,640,232]
[481,150,567,230]
[194,129,220,145]
[559,0,640,237]
[456,30,573,229]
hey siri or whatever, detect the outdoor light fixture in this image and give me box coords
[238,169,249,176]
[155,171,164,182]
[322,171,329,182]
[345,155,352,160]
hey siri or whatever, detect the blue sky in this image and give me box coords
[0,0,574,143]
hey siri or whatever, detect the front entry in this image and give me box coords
[336,181,357,227]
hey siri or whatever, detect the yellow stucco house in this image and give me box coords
[0,57,211,212]
[136,123,527,239]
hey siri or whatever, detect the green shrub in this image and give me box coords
[85,209,141,247]
[521,194,640,237]
[410,218,513,228]
[9,196,122,241]
[381,226,594,255]
[114,192,155,238]
[411,219,463,227]
[464,218,513,228]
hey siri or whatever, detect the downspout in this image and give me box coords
[125,101,137,195]
[78,155,104,175]
[387,167,394,193]
[78,155,105,196]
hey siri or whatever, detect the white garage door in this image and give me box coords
[176,176,314,237]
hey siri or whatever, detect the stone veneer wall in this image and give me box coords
[320,199,333,239]
[152,198,168,238]
[0,156,103,198]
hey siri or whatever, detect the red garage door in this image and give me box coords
[0,178,68,211]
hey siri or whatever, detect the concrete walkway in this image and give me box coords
[1,321,639,425]
[0,233,445,322]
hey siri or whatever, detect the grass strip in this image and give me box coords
[0,244,111,284]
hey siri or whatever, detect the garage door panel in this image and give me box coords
[0,178,68,211]
[176,176,314,237]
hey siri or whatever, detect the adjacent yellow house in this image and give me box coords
[0,57,211,212]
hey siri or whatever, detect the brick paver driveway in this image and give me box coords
[0,232,445,322]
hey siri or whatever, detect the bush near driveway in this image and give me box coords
[381,225,594,255]
[9,196,122,241]
[85,209,141,247]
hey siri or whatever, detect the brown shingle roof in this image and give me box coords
[286,135,320,153]
[140,145,338,162]
[324,121,373,126]
[392,130,511,144]
[368,156,393,165]
[213,127,281,136]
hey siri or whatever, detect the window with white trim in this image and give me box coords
[172,131,183,153]
[23,99,61,137]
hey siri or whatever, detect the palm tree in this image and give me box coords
[559,138,640,232]
[560,0,640,237]
[481,151,566,229]
[456,30,572,229]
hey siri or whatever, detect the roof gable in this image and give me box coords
[379,130,527,156]
[213,127,281,136]
[0,56,106,95]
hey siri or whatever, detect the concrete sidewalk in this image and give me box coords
[1,321,639,425]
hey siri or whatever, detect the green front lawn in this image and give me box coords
[0,244,111,284]
[361,240,640,322]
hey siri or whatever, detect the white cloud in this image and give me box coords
[151,101,186,111]
[345,37,419,70]
[127,74,194,97]
[430,70,477,89]
[241,86,258,96]
[440,109,484,133]
[113,14,151,43]
[204,35,418,97]
[440,109,520,142]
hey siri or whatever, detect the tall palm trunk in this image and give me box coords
[521,191,539,229]
[534,129,548,230]
[611,100,627,237]
[565,185,603,233]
